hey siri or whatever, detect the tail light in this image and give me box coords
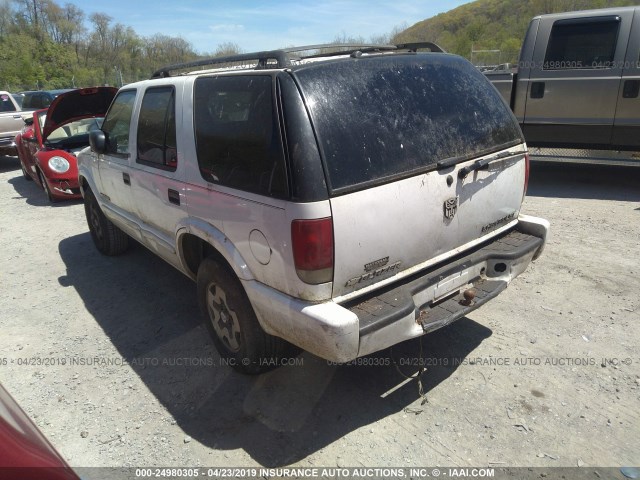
[523,153,530,199]
[291,218,334,284]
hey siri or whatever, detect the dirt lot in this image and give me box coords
[0,156,638,469]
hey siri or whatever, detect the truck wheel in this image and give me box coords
[84,188,129,256]
[197,257,291,374]
[38,170,58,203]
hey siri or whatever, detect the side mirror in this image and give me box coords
[24,117,34,126]
[89,130,107,154]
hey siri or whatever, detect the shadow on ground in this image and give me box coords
[527,161,640,202]
[58,232,492,467]
[8,173,81,207]
[0,155,20,174]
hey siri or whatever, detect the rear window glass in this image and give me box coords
[293,54,523,192]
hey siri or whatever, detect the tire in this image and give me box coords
[84,188,129,256]
[20,158,32,181]
[38,170,57,203]
[197,257,293,374]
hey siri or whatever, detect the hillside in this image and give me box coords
[394,0,638,64]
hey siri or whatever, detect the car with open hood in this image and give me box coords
[16,87,117,202]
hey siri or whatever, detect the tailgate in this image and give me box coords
[291,53,527,299]
[330,147,526,298]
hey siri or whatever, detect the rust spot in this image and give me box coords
[459,288,476,306]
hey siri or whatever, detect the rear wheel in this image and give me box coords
[38,170,56,203]
[197,257,293,374]
[84,188,129,255]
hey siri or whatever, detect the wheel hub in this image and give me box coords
[206,283,241,352]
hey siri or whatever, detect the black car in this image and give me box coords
[19,89,74,111]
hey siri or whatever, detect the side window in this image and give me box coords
[23,94,36,109]
[136,86,177,171]
[102,90,136,155]
[544,17,620,70]
[24,93,46,109]
[0,94,16,113]
[193,75,287,197]
[41,94,52,108]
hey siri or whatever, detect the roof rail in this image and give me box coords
[284,43,394,54]
[151,50,290,78]
[285,43,397,60]
[150,42,446,79]
[395,42,445,53]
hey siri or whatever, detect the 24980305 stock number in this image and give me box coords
[134,468,259,478]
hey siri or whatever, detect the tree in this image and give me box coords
[213,42,242,57]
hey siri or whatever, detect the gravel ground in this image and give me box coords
[0,155,638,470]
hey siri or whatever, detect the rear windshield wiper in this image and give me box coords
[436,155,466,170]
[457,151,516,179]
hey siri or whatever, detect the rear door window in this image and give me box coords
[193,75,287,197]
[544,16,620,70]
[293,54,523,193]
[137,86,177,170]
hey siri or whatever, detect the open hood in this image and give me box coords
[42,87,117,141]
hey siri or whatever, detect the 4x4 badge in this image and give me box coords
[443,196,459,220]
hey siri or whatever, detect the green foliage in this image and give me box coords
[0,0,203,91]
[2,0,637,91]
[394,0,637,64]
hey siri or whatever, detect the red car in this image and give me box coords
[16,87,117,202]
[0,383,79,479]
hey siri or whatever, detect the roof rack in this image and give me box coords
[150,42,446,79]
[395,42,445,53]
[151,50,289,78]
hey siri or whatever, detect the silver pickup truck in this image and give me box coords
[485,6,640,166]
[0,92,24,156]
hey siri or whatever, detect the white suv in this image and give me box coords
[78,44,549,373]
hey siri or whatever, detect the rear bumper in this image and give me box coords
[244,215,549,362]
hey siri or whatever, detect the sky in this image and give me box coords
[63,0,473,54]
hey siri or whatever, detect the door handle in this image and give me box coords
[122,172,130,185]
[530,82,545,99]
[623,80,640,98]
[168,189,180,205]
